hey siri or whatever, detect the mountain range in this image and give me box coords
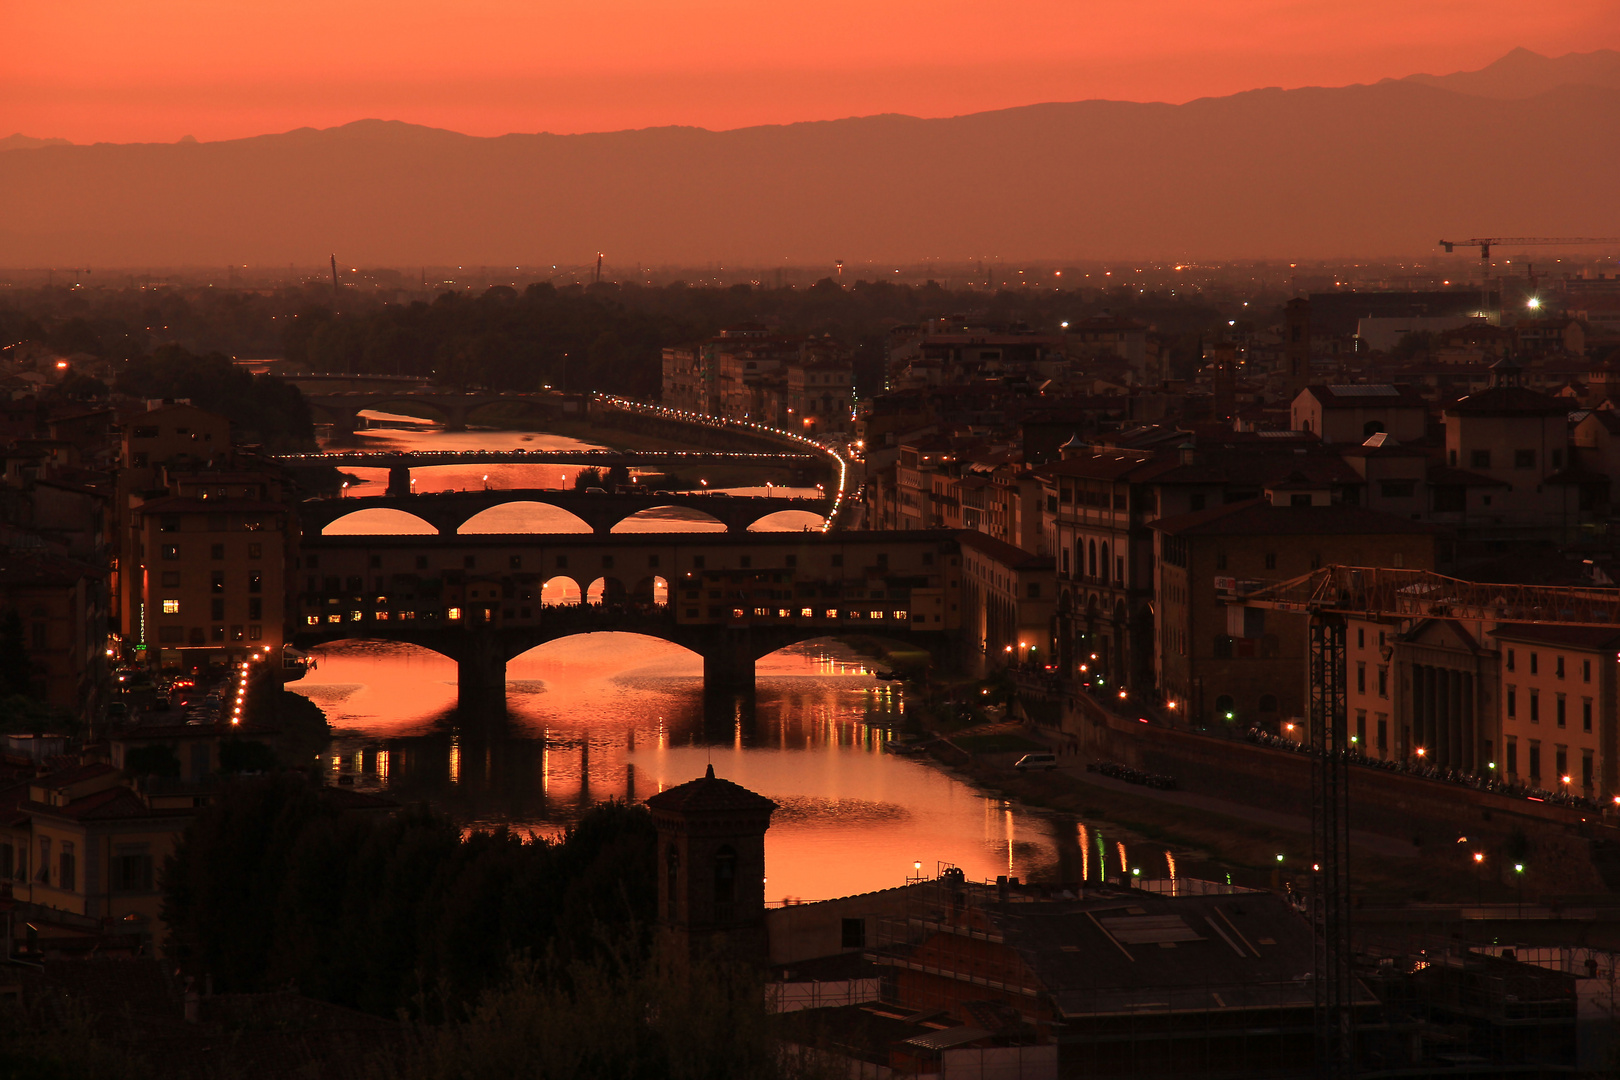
[2,48,1617,267]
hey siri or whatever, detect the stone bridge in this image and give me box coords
[302,489,830,535]
[292,530,963,706]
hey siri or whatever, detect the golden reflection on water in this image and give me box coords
[302,419,1047,901]
[293,634,1062,903]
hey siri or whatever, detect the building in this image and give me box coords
[0,763,195,948]
[1152,491,1440,728]
[1492,623,1619,799]
[957,530,1055,672]
[647,764,777,959]
[1290,384,1428,445]
[130,491,289,671]
[784,358,853,435]
[0,549,107,718]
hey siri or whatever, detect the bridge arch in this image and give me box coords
[586,576,628,605]
[610,505,728,533]
[631,575,670,606]
[541,576,585,605]
[457,501,593,534]
[747,509,826,532]
[321,507,438,535]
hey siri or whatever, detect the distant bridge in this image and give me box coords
[292,530,963,705]
[301,488,830,535]
[300,390,573,434]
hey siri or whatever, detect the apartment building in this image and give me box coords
[1493,624,1619,798]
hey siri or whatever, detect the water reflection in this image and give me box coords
[292,635,1063,903]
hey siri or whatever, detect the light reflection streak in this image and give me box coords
[1078,823,1089,883]
[1116,841,1128,874]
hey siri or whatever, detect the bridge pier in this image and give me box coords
[444,404,469,432]
[703,634,757,698]
[387,465,412,497]
[455,632,509,711]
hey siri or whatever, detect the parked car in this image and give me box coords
[1014,752,1057,772]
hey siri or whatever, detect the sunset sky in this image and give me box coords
[6,1,1618,144]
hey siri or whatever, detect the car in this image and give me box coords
[585,486,608,494]
[1013,752,1058,772]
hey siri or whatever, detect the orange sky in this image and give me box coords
[5,1,1617,143]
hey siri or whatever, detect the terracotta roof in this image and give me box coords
[1150,498,1440,537]
[956,530,1052,571]
[1491,623,1620,650]
[645,766,778,815]
[1445,386,1568,417]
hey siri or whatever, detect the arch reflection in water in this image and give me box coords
[291,634,1062,903]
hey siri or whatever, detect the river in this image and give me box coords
[289,412,1114,903]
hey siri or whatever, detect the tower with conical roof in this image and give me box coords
[645,765,777,959]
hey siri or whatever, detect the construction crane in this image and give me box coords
[1438,237,1620,260]
[1236,565,1620,1076]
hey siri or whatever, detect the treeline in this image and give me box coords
[116,345,316,451]
[161,776,658,1019]
[3,279,1234,400]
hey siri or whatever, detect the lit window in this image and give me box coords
[732,608,745,619]
[327,614,341,624]
[870,611,884,619]
[895,611,908,621]
[800,607,813,617]
[754,607,769,617]
[349,611,362,621]
[399,611,415,620]
[778,609,789,618]
[375,611,389,621]
[161,599,180,614]
[306,615,319,625]
[447,607,462,620]
[847,611,861,619]
[825,609,838,619]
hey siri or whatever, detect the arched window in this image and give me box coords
[1074,541,1084,580]
[1100,542,1111,583]
[1088,540,1098,579]
[714,844,737,905]
[1258,694,1278,713]
[1062,549,1070,576]
[665,846,680,918]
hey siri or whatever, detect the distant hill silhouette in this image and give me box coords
[2,50,1617,266]
[0,134,72,152]
[1400,47,1620,98]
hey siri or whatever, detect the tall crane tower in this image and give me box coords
[1237,566,1620,1075]
[1438,237,1620,260]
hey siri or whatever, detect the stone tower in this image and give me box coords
[645,765,777,959]
[1284,297,1311,398]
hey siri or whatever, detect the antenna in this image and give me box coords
[330,255,339,300]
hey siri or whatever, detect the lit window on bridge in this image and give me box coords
[732,608,745,619]
[847,611,860,620]
[895,611,908,621]
[800,608,813,618]
[825,609,837,619]
[376,596,387,604]
[447,607,462,620]
[327,614,341,624]
[162,599,180,614]
[753,607,768,617]
[376,612,389,621]
[777,609,789,618]
[306,616,318,625]
[349,611,362,621]
[869,611,884,620]
[399,611,415,620]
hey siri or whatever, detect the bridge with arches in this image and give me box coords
[303,488,830,536]
[291,529,963,705]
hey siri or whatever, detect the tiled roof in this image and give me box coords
[645,766,778,815]
[1150,498,1440,537]
[1445,386,1568,417]
[956,530,1052,571]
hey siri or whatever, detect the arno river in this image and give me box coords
[288,414,1130,903]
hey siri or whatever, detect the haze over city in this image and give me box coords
[6,3,1620,1077]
